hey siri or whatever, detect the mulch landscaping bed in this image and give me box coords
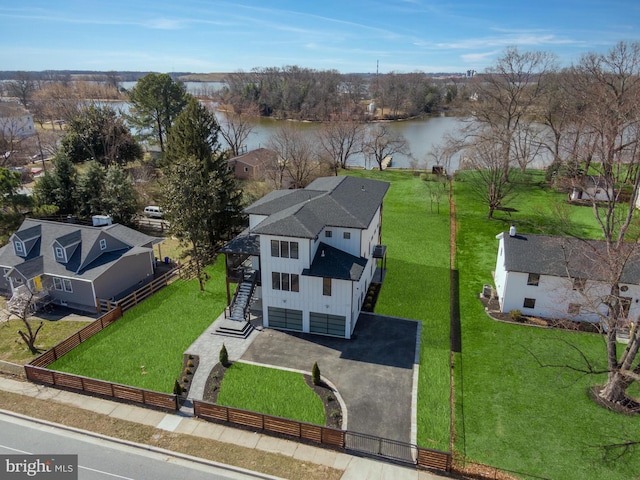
[479,295,601,333]
[202,362,343,429]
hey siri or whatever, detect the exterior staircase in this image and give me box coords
[216,272,257,338]
[7,286,50,316]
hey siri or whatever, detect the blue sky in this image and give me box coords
[2,1,639,73]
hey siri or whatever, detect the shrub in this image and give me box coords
[220,343,229,367]
[173,379,183,395]
[312,362,321,386]
[187,360,194,368]
[510,309,523,321]
[185,368,192,375]
[182,376,189,383]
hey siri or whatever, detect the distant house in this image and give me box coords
[221,176,389,339]
[227,148,278,181]
[493,226,640,325]
[0,219,164,313]
[0,102,36,139]
[569,175,612,202]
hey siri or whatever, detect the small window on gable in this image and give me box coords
[14,276,23,285]
[523,298,536,309]
[99,239,107,250]
[527,273,540,286]
[343,232,351,239]
[244,166,249,172]
[14,241,24,255]
[55,247,64,259]
[325,230,332,238]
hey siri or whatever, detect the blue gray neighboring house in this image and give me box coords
[0,218,164,313]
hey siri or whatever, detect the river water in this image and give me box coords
[114,81,553,171]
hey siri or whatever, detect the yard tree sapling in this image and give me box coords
[220,343,229,367]
[312,362,321,386]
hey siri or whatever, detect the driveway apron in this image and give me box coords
[240,312,418,443]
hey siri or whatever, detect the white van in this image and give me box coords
[143,206,163,218]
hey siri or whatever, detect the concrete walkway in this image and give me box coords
[184,309,261,401]
[0,376,445,480]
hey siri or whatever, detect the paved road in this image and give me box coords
[241,313,419,443]
[0,412,277,480]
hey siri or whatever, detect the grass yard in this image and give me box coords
[48,261,228,392]
[453,170,640,479]
[216,362,326,425]
[347,170,451,451]
[0,319,92,364]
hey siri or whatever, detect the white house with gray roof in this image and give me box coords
[494,227,640,325]
[221,176,389,339]
[0,218,163,312]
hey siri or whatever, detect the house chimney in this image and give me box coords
[509,224,516,237]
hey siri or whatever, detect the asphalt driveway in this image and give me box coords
[240,312,419,443]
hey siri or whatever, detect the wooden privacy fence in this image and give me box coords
[97,266,180,314]
[192,399,451,473]
[25,282,181,411]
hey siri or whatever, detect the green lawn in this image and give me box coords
[49,262,228,392]
[216,362,326,425]
[453,170,640,480]
[347,170,451,451]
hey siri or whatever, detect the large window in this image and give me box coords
[527,273,540,286]
[323,277,332,296]
[270,240,299,259]
[271,272,299,292]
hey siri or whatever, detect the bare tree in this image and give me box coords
[316,117,364,174]
[6,72,37,108]
[267,124,320,188]
[462,136,519,219]
[559,42,640,407]
[362,124,410,170]
[9,282,51,355]
[466,47,557,179]
[217,107,256,157]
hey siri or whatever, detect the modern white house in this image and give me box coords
[220,176,389,339]
[493,226,640,325]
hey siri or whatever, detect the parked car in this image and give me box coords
[143,206,163,218]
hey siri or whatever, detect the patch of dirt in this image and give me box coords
[203,362,343,429]
[176,354,199,399]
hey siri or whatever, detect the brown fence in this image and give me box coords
[25,278,181,411]
[192,399,451,473]
[97,266,181,314]
[193,400,345,448]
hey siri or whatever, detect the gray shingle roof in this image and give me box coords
[302,242,367,281]
[0,219,162,281]
[247,176,389,239]
[501,232,640,284]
